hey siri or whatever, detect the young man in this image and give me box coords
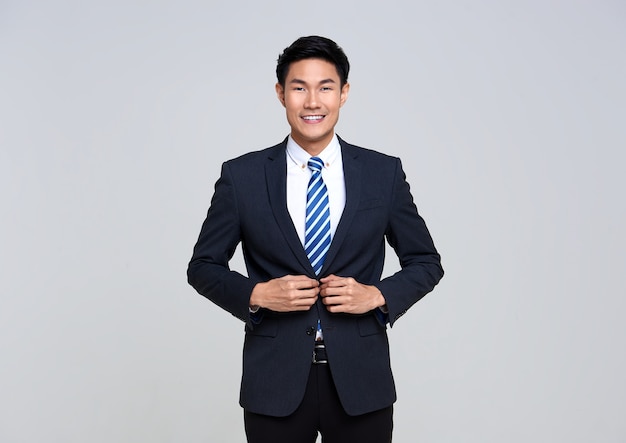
[187,36,443,443]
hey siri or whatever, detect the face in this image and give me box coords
[276,58,349,155]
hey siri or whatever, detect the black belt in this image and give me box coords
[312,342,328,364]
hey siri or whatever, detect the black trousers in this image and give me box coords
[244,363,393,443]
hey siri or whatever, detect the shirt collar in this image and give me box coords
[286,135,341,171]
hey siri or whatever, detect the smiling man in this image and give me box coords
[187,36,444,443]
[276,57,349,156]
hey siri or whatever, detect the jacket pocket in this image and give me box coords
[246,317,278,337]
[357,314,385,336]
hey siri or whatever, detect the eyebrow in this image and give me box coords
[289,78,337,85]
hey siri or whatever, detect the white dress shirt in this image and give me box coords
[286,134,346,247]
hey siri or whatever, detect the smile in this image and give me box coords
[302,115,325,121]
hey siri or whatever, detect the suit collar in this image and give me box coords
[265,138,316,274]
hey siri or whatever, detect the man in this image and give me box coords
[187,36,443,443]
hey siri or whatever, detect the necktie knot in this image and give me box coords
[308,157,324,174]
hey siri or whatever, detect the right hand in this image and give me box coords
[249,275,320,312]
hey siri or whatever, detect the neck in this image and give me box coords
[291,133,334,157]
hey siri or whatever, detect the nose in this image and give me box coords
[304,91,320,109]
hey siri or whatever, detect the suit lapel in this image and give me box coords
[320,140,361,275]
[265,141,315,274]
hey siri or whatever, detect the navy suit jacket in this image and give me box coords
[187,136,443,417]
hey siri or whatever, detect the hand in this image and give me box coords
[319,274,386,314]
[250,275,320,312]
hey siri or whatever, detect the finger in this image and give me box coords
[321,294,344,305]
[282,274,318,283]
[319,274,341,283]
[294,275,320,289]
[298,279,320,290]
[293,295,318,308]
[284,279,319,291]
[320,279,347,291]
[295,288,320,299]
[325,303,352,314]
[320,283,348,297]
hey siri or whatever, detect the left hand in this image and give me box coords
[319,274,387,314]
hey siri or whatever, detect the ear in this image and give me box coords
[340,82,350,107]
[275,83,286,107]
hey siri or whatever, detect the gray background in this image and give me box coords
[1,1,625,442]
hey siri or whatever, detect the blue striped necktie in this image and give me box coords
[305,157,331,275]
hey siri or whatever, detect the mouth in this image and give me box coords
[301,115,325,123]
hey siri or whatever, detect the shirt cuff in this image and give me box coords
[249,306,263,325]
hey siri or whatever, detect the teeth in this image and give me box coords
[303,115,323,120]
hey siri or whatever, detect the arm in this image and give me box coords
[376,158,444,325]
[187,162,257,325]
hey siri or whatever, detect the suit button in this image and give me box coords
[306,326,315,336]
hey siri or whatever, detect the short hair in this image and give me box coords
[276,36,350,87]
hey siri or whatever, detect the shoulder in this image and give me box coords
[222,140,287,169]
[338,136,401,169]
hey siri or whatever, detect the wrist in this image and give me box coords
[375,288,387,311]
[249,282,265,310]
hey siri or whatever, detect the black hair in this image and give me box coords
[276,36,350,87]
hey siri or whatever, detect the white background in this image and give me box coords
[1,1,625,442]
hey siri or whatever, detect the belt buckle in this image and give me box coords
[312,343,328,364]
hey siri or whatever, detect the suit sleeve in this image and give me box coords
[187,162,259,328]
[375,158,444,326]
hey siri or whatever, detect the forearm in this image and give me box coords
[375,258,443,325]
[187,259,258,322]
